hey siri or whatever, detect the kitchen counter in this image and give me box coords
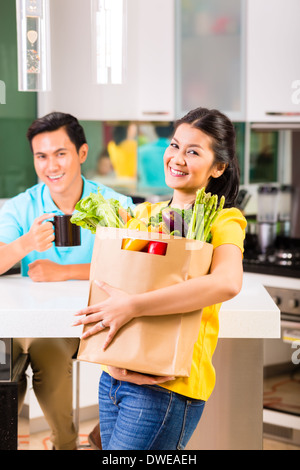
[0,273,280,450]
[244,271,300,290]
[0,273,280,339]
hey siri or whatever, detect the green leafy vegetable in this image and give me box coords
[70,190,127,233]
[71,188,225,244]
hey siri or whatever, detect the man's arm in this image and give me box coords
[27,260,90,282]
[0,213,54,276]
[0,237,30,275]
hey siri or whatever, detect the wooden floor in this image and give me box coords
[264,438,300,451]
[18,418,99,451]
[17,418,300,450]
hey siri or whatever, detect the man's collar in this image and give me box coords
[42,176,87,214]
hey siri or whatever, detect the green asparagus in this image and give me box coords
[186,189,225,242]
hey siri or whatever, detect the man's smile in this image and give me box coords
[47,174,65,182]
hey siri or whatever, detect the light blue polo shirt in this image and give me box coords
[0,176,134,277]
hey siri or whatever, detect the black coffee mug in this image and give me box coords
[52,215,81,247]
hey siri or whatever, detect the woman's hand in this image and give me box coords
[73,280,137,350]
[107,366,175,385]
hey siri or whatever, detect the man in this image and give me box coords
[0,112,133,450]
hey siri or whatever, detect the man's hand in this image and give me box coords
[0,213,55,276]
[27,214,55,253]
[28,259,67,282]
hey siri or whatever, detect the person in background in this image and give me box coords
[107,124,138,179]
[138,123,174,189]
[0,112,133,450]
[74,107,247,450]
[96,148,114,178]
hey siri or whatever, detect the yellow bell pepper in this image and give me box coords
[124,218,148,231]
[122,218,149,251]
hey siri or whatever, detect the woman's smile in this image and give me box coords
[168,166,189,178]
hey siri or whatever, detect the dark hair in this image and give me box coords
[174,107,240,207]
[27,112,87,153]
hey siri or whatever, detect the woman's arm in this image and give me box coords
[135,244,243,318]
[73,244,243,350]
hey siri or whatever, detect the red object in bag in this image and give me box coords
[147,241,168,256]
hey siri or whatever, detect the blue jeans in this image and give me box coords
[98,371,205,450]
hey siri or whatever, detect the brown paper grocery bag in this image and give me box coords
[77,227,213,377]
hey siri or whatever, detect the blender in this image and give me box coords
[257,185,279,254]
[278,185,292,237]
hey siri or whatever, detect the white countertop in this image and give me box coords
[244,272,300,290]
[0,273,280,339]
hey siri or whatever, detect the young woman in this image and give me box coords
[73,107,247,450]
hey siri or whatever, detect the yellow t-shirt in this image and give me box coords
[134,202,247,401]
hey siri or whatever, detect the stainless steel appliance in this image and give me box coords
[244,235,300,279]
[257,186,280,254]
[278,185,293,237]
[263,284,300,446]
[244,241,300,446]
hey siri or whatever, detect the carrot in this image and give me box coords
[118,207,132,224]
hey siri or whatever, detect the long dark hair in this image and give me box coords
[174,107,240,208]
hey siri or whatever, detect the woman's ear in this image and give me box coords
[211,163,227,179]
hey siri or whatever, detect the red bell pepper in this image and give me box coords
[147,241,167,256]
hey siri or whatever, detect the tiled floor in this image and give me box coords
[18,418,300,450]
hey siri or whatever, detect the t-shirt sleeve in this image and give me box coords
[210,208,247,253]
[0,199,24,244]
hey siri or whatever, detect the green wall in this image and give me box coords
[80,120,104,177]
[0,0,37,197]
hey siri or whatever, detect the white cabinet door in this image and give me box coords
[38,0,175,121]
[247,0,300,122]
[176,0,246,121]
[136,0,175,121]
[39,0,140,120]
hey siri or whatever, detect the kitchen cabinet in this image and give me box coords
[38,0,175,122]
[246,0,300,122]
[176,0,246,121]
[177,0,300,122]
[38,0,300,123]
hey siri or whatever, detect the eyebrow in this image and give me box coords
[172,137,204,149]
[34,147,68,156]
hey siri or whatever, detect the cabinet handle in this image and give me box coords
[266,112,300,116]
[142,111,170,116]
